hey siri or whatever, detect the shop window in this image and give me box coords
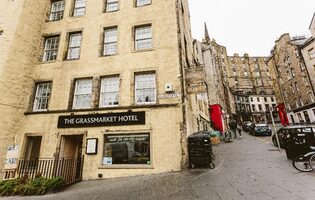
[136,0,151,7]
[135,73,156,104]
[103,133,150,165]
[66,32,82,60]
[105,0,118,12]
[73,78,93,109]
[134,25,152,51]
[33,82,52,111]
[42,35,60,61]
[49,0,65,21]
[73,0,86,16]
[99,76,120,107]
[103,27,117,56]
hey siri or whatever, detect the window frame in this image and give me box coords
[105,0,119,12]
[66,32,82,60]
[72,0,86,17]
[42,35,60,62]
[135,0,151,7]
[32,82,52,112]
[72,78,93,109]
[134,72,156,105]
[134,24,152,51]
[49,0,65,21]
[103,26,118,56]
[101,132,153,168]
[99,75,120,108]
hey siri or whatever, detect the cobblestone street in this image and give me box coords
[3,132,315,200]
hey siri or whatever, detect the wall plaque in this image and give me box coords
[58,111,145,128]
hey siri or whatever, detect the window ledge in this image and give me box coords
[64,58,80,62]
[37,60,58,64]
[99,54,118,58]
[98,164,153,169]
[132,48,155,53]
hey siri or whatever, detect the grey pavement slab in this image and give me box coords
[2,131,315,200]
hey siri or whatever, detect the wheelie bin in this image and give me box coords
[188,131,215,168]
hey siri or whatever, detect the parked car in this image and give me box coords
[242,121,252,132]
[249,123,272,136]
[272,129,285,148]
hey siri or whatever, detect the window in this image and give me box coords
[105,0,118,12]
[67,32,82,60]
[251,105,256,112]
[136,0,151,7]
[250,97,253,102]
[290,68,295,77]
[271,97,274,102]
[33,82,52,111]
[300,62,305,71]
[103,133,150,165]
[257,97,260,102]
[265,104,270,111]
[244,71,248,77]
[312,109,315,118]
[300,98,304,107]
[135,25,152,51]
[256,71,260,77]
[100,76,119,107]
[295,99,299,108]
[103,27,117,56]
[73,0,86,16]
[42,36,60,62]
[135,73,156,104]
[49,1,65,21]
[0,30,3,36]
[258,104,262,111]
[73,79,93,109]
[308,48,315,59]
[287,103,291,110]
[264,97,267,102]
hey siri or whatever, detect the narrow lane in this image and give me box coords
[3,132,315,200]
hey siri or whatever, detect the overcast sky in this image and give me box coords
[188,0,315,56]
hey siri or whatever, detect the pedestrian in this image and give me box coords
[229,119,237,139]
[237,124,242,139]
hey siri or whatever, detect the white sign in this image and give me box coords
[4,144,19,170]
[103,157,112,165]
[86,138,98,154]
[158,93,181,99]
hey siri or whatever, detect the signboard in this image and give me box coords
[58,111,145,128]
[4,144,19,170]
[158,93,181,99]
[86,138,98,154]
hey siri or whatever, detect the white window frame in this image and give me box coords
[135,73,156,104]
[135,25,152,51]
[49,0,65,21]
[42,36,60,62]
[67,32,82,60]
[309,92,315,102]
[73,79,93,109]
[33,82,52,111]
[73,0,86,16]
[99,76,120,107]
[103,27,117,56]
[136,0,151,7]
[105,0,118,12]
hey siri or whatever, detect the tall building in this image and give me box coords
[0,0,199,180]
[269,33,315,123]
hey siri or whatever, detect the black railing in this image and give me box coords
[16,157,84,186]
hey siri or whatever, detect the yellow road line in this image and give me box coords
[255,137,270,144]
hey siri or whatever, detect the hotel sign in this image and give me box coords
[58,111,145,128]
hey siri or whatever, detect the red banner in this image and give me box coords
[209,104,224,133]
[277,103,289,126]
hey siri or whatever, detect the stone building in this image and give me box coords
[225,53,276,122]
[0,0,201,181]
[269,33,315,124]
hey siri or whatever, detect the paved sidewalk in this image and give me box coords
[2,132,315,200]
